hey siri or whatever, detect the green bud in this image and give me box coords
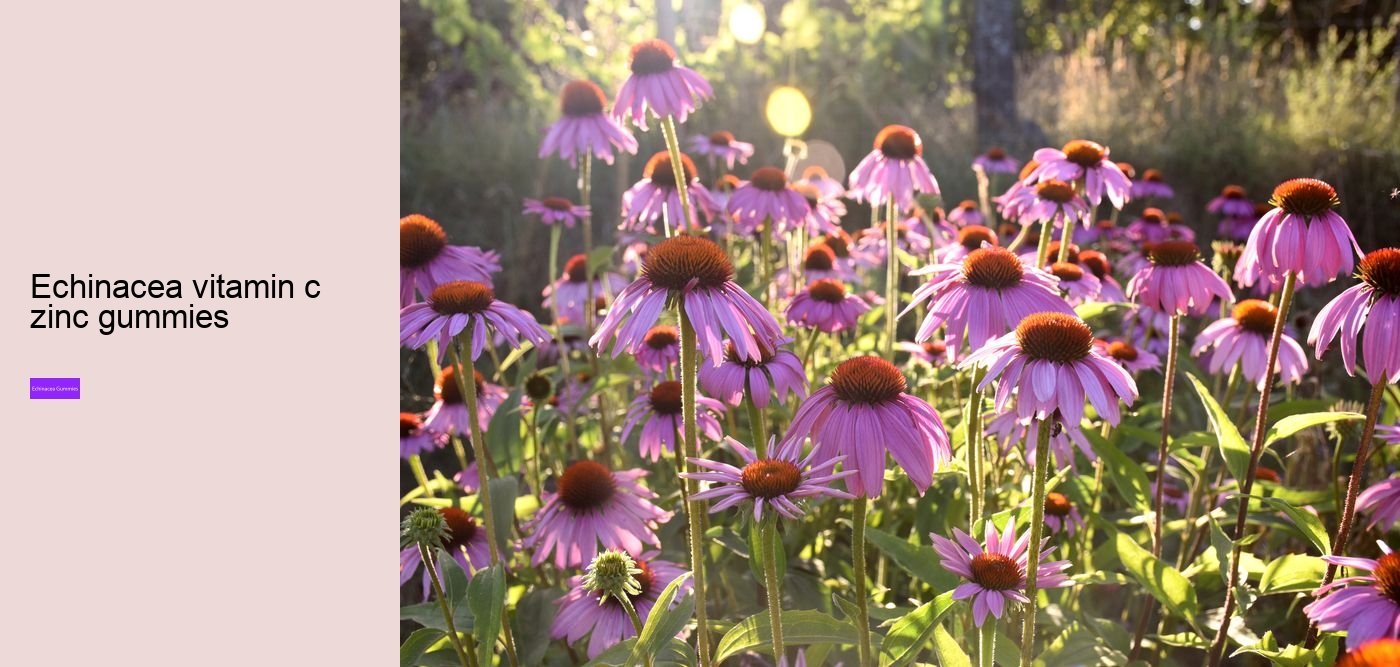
[401,507,450,549]
[582,550,642,605]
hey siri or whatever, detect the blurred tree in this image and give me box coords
[973,0,1018,149]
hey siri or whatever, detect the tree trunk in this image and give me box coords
[973,0,1018,150]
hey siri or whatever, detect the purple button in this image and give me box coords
[31,378,80,399]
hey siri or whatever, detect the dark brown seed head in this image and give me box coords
[557,460,617,511]
[1061,140,1106,167]
[714,174,741,193]
[1035,179,1077,204]
[649,381,683,415]
[560,80,607,117]
[629,39,677,75]
[957,200,979,212]
[437,366,486,405]
[1141,208,1165,224]
[829,356,906,405]
[1106,340,1139,362]
[1221,184,1247,199]
[708,130,734,146]
[1018,160,1041,181]
[875,125,921,159]
[969,552,1022,590]
[1045,491,1073,517]
[807,278,848,304]
[820,231,852,258]
[1270,178,1340,217]
[644,151,698,189]
[1115,161,1136,179]
[984,147,1007,160]
[564,254,590,283]
[1050,262,1085,282]
[643,325,679,350]
[750,166,789,192]
[1358,248,1400,296]
[1232,299,1278,336]
[438,507,480,551]
[962,247,1024,290]
[1044,241,1080,265]
[401,214,448,268]
[804,244,836,271]
[1147,240,1201,267]
[1016,313,1094,363]
[524,373,553,401]
[958,225,998,251]
[1141,168,1164,182]
[740,459,803,499]
[642,236,735,291]
[430,281,495,315]
[1079,250,1111,279]
[1374,552,1400,605]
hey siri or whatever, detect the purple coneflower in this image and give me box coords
[400,214,501,307]
[1193,299,1308,389]
[1125,208,1196,244]
[1304,542,1400,645]
[899,339,957,367]
[904,246,1074,354]
[774,245,856,291]
[993,160,1041,224]
[1236,178,1361,288]
[684,435,853,521]
[1126,240,1234,316]
[552,554,690,658]
[523,196,590,228]
[1026,140,1132,209]
[400,281,551,362]
[1015,179,1091,230]
[782,356,951,498]
[522,460,673,568]
[947,200,985,227]
[854,218,933,266]
[1359,478,1400,532]
[621,380,726,461]
[935,224,999,264]
[791,182,845,236]
[848,125,940,209]
[1096,339,1162,374]
[1130,168,1174,199]
[1044,492,1085,535]
[613,39,713,129]
[539,80,638,167]
[797,165,846,201]
[1310,248,1400,384]
[1050,261,1101,306]
[973,147,1019,175]
[728,166,813,237]
[621,152,717,234]
[709,173,741,219]
[698,341,807,409]
[1208,185,1255,218]
[400,412,442,459]
[590,235,785,364]
[543,254,630,325]
[400,507,492,598]
[785,279,870,334]
[1077,250,1126,302]
[423,366,508,437]
[964,312,1139,426]
[635,325,680,375]
[930,519,1072,626]
[691,130,754,169]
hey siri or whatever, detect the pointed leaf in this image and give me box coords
[400,628,447,667]
[1085,428,1152,512]
[1186,373,1250,482]
[715,610,858,661]
[878,592,956,667]
[466,564,506,666]
[1259,555,1327,595]
[930,622,972,667]
[1264,411,1364,447]
[630,573,695,663]
[1115,532,1199,627]
[1259,496,1331,555]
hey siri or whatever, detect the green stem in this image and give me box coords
[660,114,694,238]
[1208,271,1297,666]
[1321,381,1388,579]
[548,225,579,453]
[884,197,899,357]
[1020,421,1052,666]
[409,454,435,498]
[420,545,473,667]
[1152,314,1181,558]
[1034,219,1054,269]
[1055,213,1075,264]
[678,308,713,667]
[978,619,998,667]
[967,368,988,524]
[853,496,874,667]
[579,153,596,334]
[616,595,652,667]
[449,338,501,567]
[763,516,785,662]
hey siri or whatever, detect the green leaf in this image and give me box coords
[866,527,959,592]
[631,574,695,663]
[587,638,695,666]
[1259,555,1327,595]
[1185,373,1251,483]
[1075,300,1131,323]
[715,610,858,661]
[512,588,562,666]
[1157,632,1209,649]
[466,564,506,666]
[400,627,446,667]
[1084,428,1152,512]
[485,392,525,474]
[878,592,956,667]
[930,622,972,667]
[1264,411,1364,446]
[832,593,863,625]
[1232,631,1339,667]
[1208,517,1234,588]
[748,521,786,584]
[1259,496,1331,555]
[1115,532,1199,627]
[486,477,518,555]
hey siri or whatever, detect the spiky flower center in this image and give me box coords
[923,341,947,356]
[564,254,589,282]
[401,412,423,438]
[1221,185,1247,199]
[958,200,979,212]
[643,235,735,290]
[804,244,836,271]
[808,278,848,304]
[1270,178,1340,217]
[1035,180,1077,204]
[1079,250,1111,279]
[401,214,448,268]
[958,225,998,250]
[1338,638,1400,667]
[644,151,698,189]
[1148,240,1201,267]
[438,507,480,551]
[984,147,1007,160]
[821,232,852,257]
[1061,139,1106,167]
[962,247,1024,290]
[437,366,485,405]
[750,166,789,192]
[560,80,606,116]
[714,174,741,192]
[1045,492,1073,517]
[1141,168,1164,183]
[629,39,677,75]
[723,340,776,367]
[1374,552,1400,605]
[1107,340,1139,362]
[740,459,803,499]
[543,196,576,212]
[1141,207,1165,224]
[1043,241,1079,264]
[708,130,734,146]
[649,381,683,415]
[1232,299,1278,336]
[430,281,495,315]
[524,373,553,401]
[557,460,617,511]
[830,356,906,405]
[644,325,679,350]
[1359,248,1400,296]
[1051,262,1085,282]
[1016,313,1094,363]
[969,553,1022,591]
[875,125,921,159]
